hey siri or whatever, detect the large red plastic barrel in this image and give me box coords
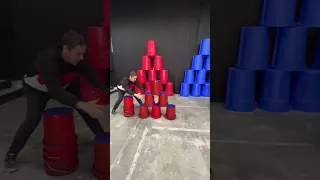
[102,0,110,27]
[165,82,174,96]
[43,107,75,145]
[137,70,146,83]
[87,27,109,69]
[147,40,157,56]
[145,82,152,92]
[160,70,168,84]
[93,132,110,178]
[151,80,161,95]
[144,92,154,107]
[135,83,145,94]
[142,56,152,70]
[148,70,157,82]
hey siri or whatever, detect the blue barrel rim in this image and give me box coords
[167,104,175,108]
[161,92,168,94]
[153,103,159,107]
[145,92,152,94]
[44,107,73,116]
[140,103,146,107]
[124,95,133,98]
[95,132,110,143]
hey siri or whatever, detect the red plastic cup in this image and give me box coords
[160,70,168,84]
[151,103,161,119]
[158,92,168,107]
[142,56,152,70]
[148,70,157,82]
[154,55,163,70]
[151,80,161,95]
[137,70,146,83]
[165,82,174,96]
[147,40,157,56]
[144,92,154,107]
[135,83,145,94]
[139,104,149,119]
[165,104,176,120]
[145,82,152,92]
[123,96,134,107]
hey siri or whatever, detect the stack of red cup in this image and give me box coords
[43,107,79,176]
[123,96,134,117]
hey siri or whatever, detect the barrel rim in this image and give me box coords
[44,107,73,116]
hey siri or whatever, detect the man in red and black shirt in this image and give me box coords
[4,30,109,173]
[111,71,145,114]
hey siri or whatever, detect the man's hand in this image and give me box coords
[76,99,105,119]
[134,93,143,100]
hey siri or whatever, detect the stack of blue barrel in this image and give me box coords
[225,0,320,112]
[180,38,210,98]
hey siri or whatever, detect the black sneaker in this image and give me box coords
[111,110,115,114]
[4,153,19,173]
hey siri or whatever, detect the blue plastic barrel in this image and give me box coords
[191,84,201,97]
[236,27,270,70]
[260,0,297,27]
[299,0,320,27]
[184,70,195,84]
[272,27,307,71]
[204,55,210,70]
[195,70,207,84]
[207,71,210,84]
[191,55,203,70]
[202,84,210,97]
[199,38,210,55]
[180,83,191,97]
[258,69,291,112]
[225,67,256,112]
[291,70,320,112]
[311,35,320,69]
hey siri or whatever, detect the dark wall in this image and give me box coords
[110,0,210,93]
[8,0,103,79]
[211,0,318,102]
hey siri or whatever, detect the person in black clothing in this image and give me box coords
[4,30,109,173]
[111,71,145,114]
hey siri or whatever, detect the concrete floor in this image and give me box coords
[0,98,109,180]
[110,94,210,180]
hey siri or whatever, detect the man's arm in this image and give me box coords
[38,58,80,108]
[76,60,109,93]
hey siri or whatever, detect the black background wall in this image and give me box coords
[110,0,210,93]
[5,0,103,79]
[211,0,318,102]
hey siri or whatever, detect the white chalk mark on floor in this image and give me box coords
[110,119,141,170]
[151,126,210,133]
[213,140,313,147]
[125,126,148,180]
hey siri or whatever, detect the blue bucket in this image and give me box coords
[204,55,210,70]
[195,70,207,84]
[180,83,190,97]
[236,26,270,70]
[225,67,256,112]
[260,0,297,27]
[299,0,320,27]
[199,38,210,55]
[184,70,195,84]
[201,84,210,97]
[191,55,203,70]
[258,69,291,112]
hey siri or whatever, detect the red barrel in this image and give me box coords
[151,104,161,119]
[145,82,152,92]
[137,70,146,83]
[45,163,78,176]
[165,104,176,120]
[154,55,163,70]
[148,70,157,82]
[102,0,110,27]
[80,76,108,105]
[43,107,75,145]
[151,80,161,95]
[160,70,168,84]
[135,83,145,95]
[123,96,134,117]
[142,56,152,70]
[165,82,174,96]
[139,104,149,119]
[94,132,110,174]
[158,92,168,107]
[87,27,109,69]
[147,40,157,56]
[144,92,154,107]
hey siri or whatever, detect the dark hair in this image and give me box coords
[129,71,137,77]
[61,30,87,49]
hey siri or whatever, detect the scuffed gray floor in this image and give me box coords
[212,104,320,180]
[110,94,211,180]
[0,98,109,180]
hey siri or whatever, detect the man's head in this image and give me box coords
[61,30,87,65]
[129,71,137,82]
